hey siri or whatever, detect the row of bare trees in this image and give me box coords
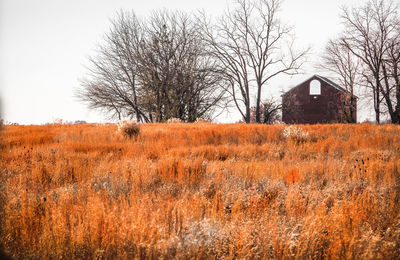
[79,0,399,124]
[77,0,308,123]
[320,0,400,124]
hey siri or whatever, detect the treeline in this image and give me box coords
[77,0,308,123]
[78,0,400,124]
[320,0,400,124]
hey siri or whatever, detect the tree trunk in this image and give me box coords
[393,62,400,124]
[255,81,262,123]
[350,96,356,123]
[375,87,380,125]
[245,106,251,123]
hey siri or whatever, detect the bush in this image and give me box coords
[195,118,211,123]
[273,120,285,125]
[167,118,183,123]
[53,118,64,125]
[117,120,141,139]
[282,125,310,143]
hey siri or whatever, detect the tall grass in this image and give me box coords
[0,123,399,258]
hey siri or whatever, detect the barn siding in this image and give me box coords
[282,76,356,124]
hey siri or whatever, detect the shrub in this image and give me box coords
[195,118,211,123]
[273,120,285,125]
[117,120,141,139]
[282,125,310,143]
[53,118,64,125]
[167,118,183,123]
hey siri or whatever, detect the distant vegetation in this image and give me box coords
[320,0,400,124]
[77,0,309,123]
[1,123,399,258]
[77,0,400,124]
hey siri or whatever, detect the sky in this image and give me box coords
[0,0,372,124]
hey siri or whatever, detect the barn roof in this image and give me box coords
[283,74,358,98]
[315,75,348,93]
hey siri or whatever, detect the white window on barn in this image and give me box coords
[310,80,321,95]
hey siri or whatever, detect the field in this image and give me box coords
[0,123,400,259]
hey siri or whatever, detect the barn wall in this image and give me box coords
[282,76,354,124]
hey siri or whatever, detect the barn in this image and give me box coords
[282,75,357,124]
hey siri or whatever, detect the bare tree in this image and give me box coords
[77,11,147,121]
[380,24,400,123]
[77,10,227,123]
[319,39,362,123]
[137,10,228,122]
[340,0,399,124]
[248,97,281,124]
[200,0,308,123]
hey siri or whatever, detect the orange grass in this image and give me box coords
[0,123,400,258]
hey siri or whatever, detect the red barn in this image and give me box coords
[282,75,357,124]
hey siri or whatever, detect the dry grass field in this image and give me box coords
[0,123,399,259]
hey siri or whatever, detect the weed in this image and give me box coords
[0,123,399,258]
[116,120,141,140]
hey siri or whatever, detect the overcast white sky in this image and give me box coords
[0,0,371,124]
